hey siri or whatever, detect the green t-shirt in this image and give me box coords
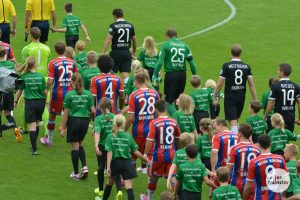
[212,185,241,200]
[293,177,300,195]
[94,113,114,146]
[62,14,83,36]
[173,148,201,166]
[75,51,88,69]
[172,111,196,133]
[261,90,274,116]
[20,72,46,100]
[246,114,267,136]
[196,134,212,158]
[176,160,207,192]
[0,60,15,70]
[190,88,213,112]
[63,89,94,118]
[287,160,297,193]
[138,49,159,69]
[125,75,134,95]
[22,42,51,77]
[269,128,298,152]
[105,131,138,160]
[81,67,100,90]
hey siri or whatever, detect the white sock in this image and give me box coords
[48,130,54,143]
[231,125,238,133]
[147,189,154,200]
[124,78,129,85]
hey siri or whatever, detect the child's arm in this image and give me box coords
[167,164,177,190]
[211,150,218,173]
[242,180,253,200]
[106,151,113,177]
[173,179,181,200]
[80,24,90,43]
[93,132,101,156]
[133,150,147,162]
[204,176,217,189]
[51,27,67,33]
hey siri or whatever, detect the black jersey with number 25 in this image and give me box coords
[108,20,135,50]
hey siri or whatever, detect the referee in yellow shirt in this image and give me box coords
[0,0,16,44]
[25,0,56,43]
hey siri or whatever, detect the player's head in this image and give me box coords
[216,167,230,183]
[97,55,114,73]
[87,51,98,65]
[18,56,37,74]
[112,114,126,135]
[0,46,6,58]
[65,46,75,59]
[177,94,194,115]
[205,79,216,89]
[249,101,261,114]
[134,70,149,88]
[231,44,242,57]
[268,77,277,88]
[99,97,113,119]
[71,72,83,95]
[213,119,227,134]
[54,41,66,55]
[160,191,173,200]
[154,100,167,115]
[238,124,252,140]
[271,113,285,130]
[30,27,41,40]
[75,40,85,52]
[257,134,271,150]
[185,144,198,159]
[200,118,213,143]
[131,59,142,72]
[190,75,201,88]
[64,3,72,13]
[284,144,298,161]
[179,133,193,148]
[166,28,177,39]
[279,63,292,78]
[296,160,300,175]
[143,36,158,56]
[112,8,124,20]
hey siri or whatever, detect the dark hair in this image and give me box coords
[0,46,6,57]
[238,124,252,139]
[215,119,227,127]
[216,167,229,183]
[30,27,41,39]
[268,78,276,88]
[112,8,123,18]
[231,44,242,57]
[155,100,167,113]
[166,28,177,38]
[71,73,83,95]
[185,144,198,159]
[250,101,261,113]
[279,63,292,77]
[97,55,113,73]
[99,97,113,122]
[64,3,72,13]
[258,134,271,149]
[55,41,66,55]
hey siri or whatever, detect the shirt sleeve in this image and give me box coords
[153,44,166,77]
[146,121,156,141]
[137,50,144,62]
[246,160,255,181]
[78,17,83,25]
[286,130,298,141]
[50,0,55,11]
[128,94,135,113]
[235,187,242,199]
[227,147,236,165]
[201,163,208,177]
[269,84,278,100]
[25,0,32,11]
[175,165,183,181]
[48,61,54,79]
[108,24,114,36]
[212,190,217,200]
[42,75,46,91]
[88,92,94,109]
[91,77,97,96]
[63,93,71,109]
[9,2,16,16]
[219,64,227,79]
[93,117,102,133]
[212,135,220,152]
[247,65,253,77]
[105,135,112,152]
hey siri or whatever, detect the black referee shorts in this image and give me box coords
[0,23,10,44]
[164,71,186,103]
[224,97,245,121]
[66,117,89,143]
[111,158,137,180]
[110,50,131,73]
[31,21,49,43]
[1,92,14,111]
[25,99,45,123]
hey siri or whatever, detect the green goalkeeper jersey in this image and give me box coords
[287,160,297,193]
[196,134,212,159]
[22,42,51,77]
[246,114,267,136]
[172,111,196,133]
[269,128,298,152]
[62,14,83,36]
[190,88,213,112]
[212,185,241,200]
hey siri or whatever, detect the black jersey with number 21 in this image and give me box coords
[108,20,135,50]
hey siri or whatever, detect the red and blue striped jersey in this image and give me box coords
[246,153,288,200]
[128,88,160,138]
[0,41,15,60]
[212,130,238,169]
[147,116,180,163]
[227,142,260,197]
[91,73,124,114]
[48,57,77,102]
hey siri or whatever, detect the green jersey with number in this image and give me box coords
[246,114,267,136]
[173,148,201,166]
[63,89,94,118]
[138,49,159,69]
[22,42,51,77]
[176,160,207,192]
[20,72,46,100]
[269,128,298,152]
[261,90,274,116]
[172,111,196,133]
[94,113,114,146]
[62,14,83,36]
[293,177,300,195]
[75,51,88,69]
[105,131,138,160]
[212,185,241,200]
[287,160,297,193]
[196,134,212,159]
[190,88,213,112]
[0,60,15,70]
[81,67,100,91]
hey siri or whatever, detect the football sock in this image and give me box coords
[166,103,177,116]
[147,179,157,200]
[127,188,134,200]
[42,108,49,136]
[141,163,147,169]
[36,126,39,138]
[47,120,55,143]
[115,176,122,191]
[231,125,238,134]
[5,115,16,128]
[78,146,86,167]
[97,167,104,190]
[29,131,37,152]
[102,184,112,200]
[147,189,155,200]
[71,150,79,174]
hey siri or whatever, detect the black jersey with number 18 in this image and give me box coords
[219,59,252,99]
[108,19,135,50]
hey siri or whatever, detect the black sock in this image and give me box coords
[97,168,105,191]
[0,115,2,137]
[141,163,147,168]
[71,150,79,174]
[78,146,86,167]
[127,188,134,200]
[29,131,37,152]
[103,184,113,200]
[115,176,122,191]
[36,126,39,138]
[5,115,16,128]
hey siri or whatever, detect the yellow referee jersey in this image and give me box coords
[0,0,16,23]
[26,0,55,21]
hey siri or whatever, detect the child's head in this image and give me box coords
[268,77,278,89]
[154,100,167,115]
[97,55,114,73]
[190,75,201,88]
[205,79,216,89]
[296,160,300,175]
[65,46,75,59]
[131,59,142,72]
[30,27,41,40]
[87,51,98,65]
[99,97,113,114]
[75,40,86,52]
[160,191,173,200]
[216,167,229,183]
[185,144,198,159]
[200,118,213,143]
[284,144,298,161]
[258,134,271,150]
[271,113,285,130]
[249,101,261,114]
[54,41,66,55]
[238,124,252,140]
[179,133,193,148]
[177,94,194,115]
[64,3,72,13]
[143,36,158,57]
[0,46,6,58]
[112,114,125,135]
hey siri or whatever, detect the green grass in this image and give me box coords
[1,0,300,199]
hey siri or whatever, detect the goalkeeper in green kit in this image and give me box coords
[152,28,197,116]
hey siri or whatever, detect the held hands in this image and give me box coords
[95,146,102,156]
[106,168,111,177]
[11,29,16,37]
[213,99,219,106]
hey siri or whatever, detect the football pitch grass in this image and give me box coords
[1,0,300,199]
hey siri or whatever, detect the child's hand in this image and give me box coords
[86,37,91,43]
[50,27,55,33]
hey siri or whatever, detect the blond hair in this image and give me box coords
[18,56,36,74]
[205,79,216,89]
[112,114,125,136]
[271,113,285,130]
[200,118,213,143]
[143,36,158,57]
[65,46,75,59]
[179,133,193,148]
[87,51,97,64]
[134,68,152,88]
[178,94,194,115]
[132,60,142,72]
[285,144,299,156]
[75,40,85,52]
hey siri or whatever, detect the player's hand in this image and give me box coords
[50,27,55,33]
[95,146,102,156]
[86,37,91,43]
[167,180,174,191]
[131,51,136,59]
[11,29,16,37]
[106,168,111,177]
[295,120,300,126]
[60,128,66,138]
[14,101,18,108]
[213,99,219,106]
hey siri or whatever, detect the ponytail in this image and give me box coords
[18,56,36,74]
[71,73,83,95]
[200,118,213,144]
[112,114,125,137]
[99,97,113,122]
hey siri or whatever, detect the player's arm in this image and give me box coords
[125,113,134,131]
[173,179,181,199]
[14,89,23,107]
[242,180,253,200]
[133,150,147,162]
[102,34,112,54]
[247,76,257,101]
[119,91,125,110]
[80,24,90,43]
[106,151,112,176]
[296,97,300,125]
[60,108,69,137]
[264,99,275,119]
[211,150,218,172]
[51,11,56,28]
[213,78,225,105]
[204,176,217,189]
[144,139,154,156]
[25,10,31,34]
[153,47,166,78]
[286,194,300,200]
[167,164,177,190]
[132,35,137,55]
[52,28,67,33]
[93,132,101,155]
[46,78,54,92]
[12,15,17,37]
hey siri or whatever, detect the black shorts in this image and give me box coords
[66,117,89,143]
[110,50,131,73]
[25,99,45,123]
[182,190,201,200]
[164,71,186,103]
[0,92,14,111]
[210,104,220,120]
[111,158,137,180]
[97,144,107,170]
[0,23,10,44]
[281,114,295,132]
[31,21,49,43]
[201,157,211,171]
[193,110,209,133]
[66,35,79,49]
[144,66,154,81]
[224,97,245,121]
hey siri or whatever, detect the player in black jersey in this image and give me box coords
[264,63,300,132]
[102,8,137,87]
[213,44,256,133]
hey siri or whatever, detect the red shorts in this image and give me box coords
[150,161,173,178]
[132,137,146,160]
[50,99,63,114]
